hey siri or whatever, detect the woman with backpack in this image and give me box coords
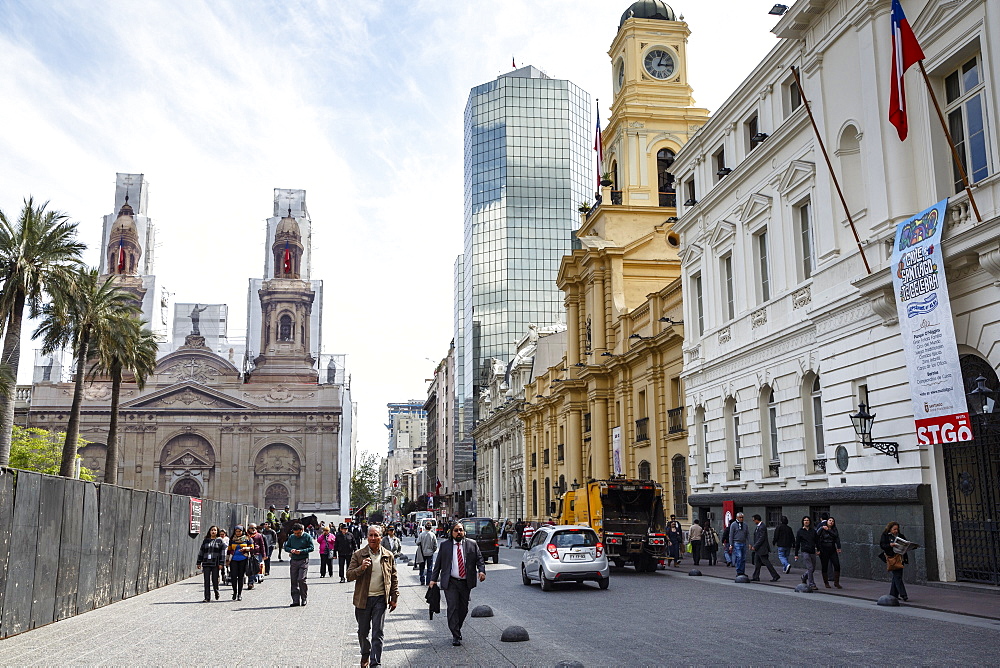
[701,519,720,566]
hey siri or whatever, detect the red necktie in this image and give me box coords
[457,541,466,578]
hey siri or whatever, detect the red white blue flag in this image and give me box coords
[594,105,603,190]
[889,0,924,141]
[283,241,292,274]
[117,231,125,273]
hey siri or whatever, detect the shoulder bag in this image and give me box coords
[886,553,904,571]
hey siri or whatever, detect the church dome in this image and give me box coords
[275,209,301,237]
[111,209,139,243]
[619,0,677,28]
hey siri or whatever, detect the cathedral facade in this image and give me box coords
[21,176,351,513]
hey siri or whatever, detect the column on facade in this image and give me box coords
[593,271,607,352]
[567,404,583,487]
[567,296,581,367]
[592,395,610,479]
[493,440,501,518]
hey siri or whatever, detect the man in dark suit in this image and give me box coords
[429,522,486,646]
[750,514,781,582]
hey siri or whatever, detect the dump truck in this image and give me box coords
[556,478,667,572]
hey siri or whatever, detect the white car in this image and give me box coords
[520,525,610,591]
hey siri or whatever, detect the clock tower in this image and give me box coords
[602,0,708,208]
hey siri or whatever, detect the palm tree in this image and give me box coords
[0,197,85,466]
[89,315,159,484]
[34,268,139,477]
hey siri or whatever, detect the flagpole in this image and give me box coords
[791,66,871,275]
[916,61,983,223]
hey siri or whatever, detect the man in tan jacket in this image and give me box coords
[347,525,399,668]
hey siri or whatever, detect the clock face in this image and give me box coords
[617,61,625,90]
[644,49,675,80]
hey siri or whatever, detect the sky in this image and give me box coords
[0,0,783,460]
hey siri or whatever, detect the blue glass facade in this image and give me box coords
[459,66,592,446]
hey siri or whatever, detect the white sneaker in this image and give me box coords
[783,564,791,574]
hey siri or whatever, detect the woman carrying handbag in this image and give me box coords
[878,521,909,602]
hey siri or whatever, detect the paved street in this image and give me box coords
[0,539,997,666]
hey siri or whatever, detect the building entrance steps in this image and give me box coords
[674,558,1000,620]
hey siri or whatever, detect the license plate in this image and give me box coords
[566,553,589,561]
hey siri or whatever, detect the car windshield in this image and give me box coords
[463,519,497,538]
[553,530,598,548]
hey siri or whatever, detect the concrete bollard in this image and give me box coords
[794,584,813,593]
[554,662,585,668]
[877,595,900,606]
[734,574,751,583]
[471,605,494,617]
[688,569,702,576]
[501,625,530,642]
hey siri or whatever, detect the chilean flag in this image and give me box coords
[116,232,125,273]
[889,0,924,141]
[593,105,603,189]
[282,241,292,274]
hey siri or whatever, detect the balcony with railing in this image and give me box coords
[635,417,649,442]
[667,407,685,434]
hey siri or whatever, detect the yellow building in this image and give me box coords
[521,1,708,523]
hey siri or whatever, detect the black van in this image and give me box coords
[460,517,500,564]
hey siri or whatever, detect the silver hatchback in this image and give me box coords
[520,525,610,591]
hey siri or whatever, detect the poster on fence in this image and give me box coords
[891,198,972,445]
[189,497,202,534]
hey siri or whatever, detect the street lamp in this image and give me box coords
[966,375,997,415]
[850,403,899,462]
[571,478,581,491]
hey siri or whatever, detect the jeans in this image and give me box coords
[722,545,732,565]
[418,553,434,585]
[320,552,334,577]
[356,594,388,665]
[777,547,791,570]
[890,568,908,600]
[506,533,513,548]
[338,554,350,580]
[690,540,702,565]
[264,547,273,575]
[202,565,220,599]
[798,552,817,586]
[289,558,309,603]
[732,543,747,574]
[230,559,248,597]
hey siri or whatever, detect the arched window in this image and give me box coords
[265,482,289,510]
[811,377,824,456]
[172,478,201,497]
[696,406,708,476]
[802,375,824,472]
[544,477,551,516]
[558,474,566,494]
[638,460,651,481]
[657,148,676,207]
[279,314,293,342]
[671,455,688,518]
[611,160,619,189]
[768,389,779,462]
[837,125,864,216]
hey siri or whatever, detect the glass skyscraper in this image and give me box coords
[459,65,592,450]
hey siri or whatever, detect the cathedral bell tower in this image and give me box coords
[247,195,319,384]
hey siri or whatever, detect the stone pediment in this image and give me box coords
[739,193,773,224]
[709,220,737,249]
[154,347,241,384]
[680,242,703,267]
[164,449,212,469]
[777,160,815,195]
[122,383,256,410]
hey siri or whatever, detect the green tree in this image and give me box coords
[89,315,159,484]
[9,425,95,480]
[34,268,138,477]
[350,451,381,514]
[0,197,85,466]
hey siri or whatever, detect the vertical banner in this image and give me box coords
[892,198,972,445]
[723,500,734,529]
[612,426,622,476]
[189,497,202,535]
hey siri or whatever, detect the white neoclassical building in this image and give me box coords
[672,0,999,585]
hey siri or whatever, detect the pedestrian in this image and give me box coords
[318,525,336,578]
[666,515,683,567]
[728,512,749,575]
[504,520,515,548]
[336,523,358,583]
[773,516,795,574]
[196,525,225,602]
[266,504,279,528]
[749,514,780,582]
[879,521,909,602]
[261,521,278,575]
[245,524,266,587]
[384,526,402,560]
[688,519,703,566]
[817,515,843,589]
[284,522,314,606]
[218,529,230,585]
[227,526,253,601]
[522,523,535,548]
[348,526,400,668]
[794,516,820,590]
[352,521,364,545]
[721,522,732,566]
[514,518,525,548]
[702,519,719,565]
[280,505,292,526]
[416,522,438,585]
[429,522,486,646]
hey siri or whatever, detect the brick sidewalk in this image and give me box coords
[667,557,1000,620]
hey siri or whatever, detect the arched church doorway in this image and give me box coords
[265,483,289,511]
[942,353,1000,584]
[172,477,202,497]
[159,432,216,495]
